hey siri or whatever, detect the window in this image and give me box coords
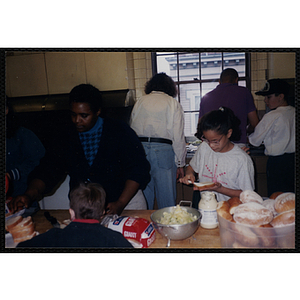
[152,51,250,137]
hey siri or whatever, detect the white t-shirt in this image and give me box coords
[248,106,295,156]
[130,91,186,167]
[190,142,255,201]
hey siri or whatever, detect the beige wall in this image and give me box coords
[6,53,49,97]
[268,52,295,79]
[6,51,130,97]
[251,52,295,115]
[85,52,128,91]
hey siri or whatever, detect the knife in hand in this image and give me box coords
[44,211,61,228]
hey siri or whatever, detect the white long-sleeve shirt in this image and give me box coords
[248,106,295,156]
[130,91,187,167]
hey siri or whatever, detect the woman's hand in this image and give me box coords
[7,194,32,213]
[105,201,126,216]
[7,179,45,213]
[105,179,140,215]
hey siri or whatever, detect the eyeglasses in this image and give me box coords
[201,135,224,146]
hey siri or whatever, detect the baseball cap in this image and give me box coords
[255,78,290,96]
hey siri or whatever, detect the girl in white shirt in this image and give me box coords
[180,107,255,202]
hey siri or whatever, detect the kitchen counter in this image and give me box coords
[31,209,221,249]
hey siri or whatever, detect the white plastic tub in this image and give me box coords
[217,214,295,249]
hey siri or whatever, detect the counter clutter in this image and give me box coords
[5,209,221,248]
[5,191,295,249]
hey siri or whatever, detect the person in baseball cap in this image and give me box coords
[255,78,290,111]
[249,78,295,196]
[255,78,290,98]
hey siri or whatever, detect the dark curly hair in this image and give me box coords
[144,73,177,97]
[69,84,103,113]
[196,107,241,141]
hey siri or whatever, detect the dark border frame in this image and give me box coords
[1,47,299,254]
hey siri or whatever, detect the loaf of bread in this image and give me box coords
[6,216,36,244]
[261,199,277,216]
[216,201,233,222]
[5,215,23,231]
[270,209,295,227]
[14,231,38,244]
[193,181,216,190]
[233,202,273,226]
[234,224,260,247]
[218,190,294,248]
[274,192,295,213]
[269,191,283,200]
[240,190,263,204]
[228,197,242,215]
[252,224,276,248]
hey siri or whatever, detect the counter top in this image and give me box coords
[31,209,222,249]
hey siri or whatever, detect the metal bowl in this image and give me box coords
[150,205,201,247]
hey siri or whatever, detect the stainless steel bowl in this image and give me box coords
[150,205,201,247]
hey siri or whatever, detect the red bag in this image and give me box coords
[107,216,156,248]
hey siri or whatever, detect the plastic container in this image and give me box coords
[198,192,218,229]
[217,214,295,249]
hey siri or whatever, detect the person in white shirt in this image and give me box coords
[180,107,255,202]
[249,78,295,196]
[130,73,186,209]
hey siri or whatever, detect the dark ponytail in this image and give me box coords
[196,107,241,141]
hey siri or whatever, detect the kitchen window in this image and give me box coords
[152,51,251,137]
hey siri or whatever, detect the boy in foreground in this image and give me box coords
[17,183,133,248]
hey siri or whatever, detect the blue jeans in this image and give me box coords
[141,142,177,209]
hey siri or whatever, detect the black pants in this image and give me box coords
[266,153,295,197]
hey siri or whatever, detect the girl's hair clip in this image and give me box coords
[219,107,224,112]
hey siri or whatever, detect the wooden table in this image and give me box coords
[32,209,222,249]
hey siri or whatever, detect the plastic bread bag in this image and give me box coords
[103,215,156,248]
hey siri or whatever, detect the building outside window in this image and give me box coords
[152,51,250,137]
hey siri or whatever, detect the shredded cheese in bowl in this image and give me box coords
[159,205,198,225]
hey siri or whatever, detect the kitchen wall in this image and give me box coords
[6,51,152,102]
[6,50,296,109]
[6,52,128,97]
[251,52,295,117]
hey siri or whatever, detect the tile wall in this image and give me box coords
[126,52,152,101]
[250,52,268,119]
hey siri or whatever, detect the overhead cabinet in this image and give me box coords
[6,52,129,98]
